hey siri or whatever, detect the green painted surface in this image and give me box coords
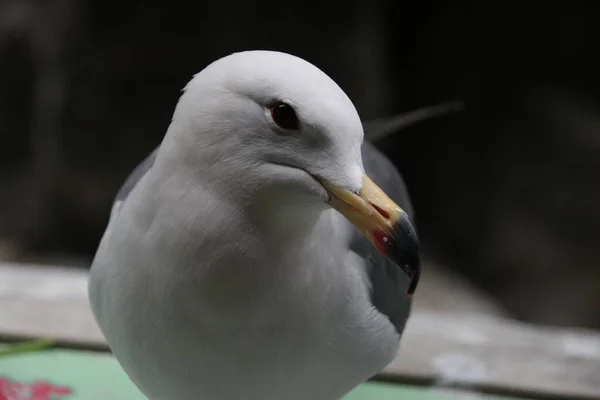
[0,346,521,400]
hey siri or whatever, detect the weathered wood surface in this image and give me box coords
[1,262,600,399]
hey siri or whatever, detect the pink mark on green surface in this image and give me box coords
[0,377,72,400]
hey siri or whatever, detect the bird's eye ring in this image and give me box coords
[269,101,300,131]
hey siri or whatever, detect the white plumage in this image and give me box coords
[89,50,415,400]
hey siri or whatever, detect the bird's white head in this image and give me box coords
[158,51,364,208]
[154,51,418,291]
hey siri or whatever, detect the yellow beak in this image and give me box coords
[321,175,420,294]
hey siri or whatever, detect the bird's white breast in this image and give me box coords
[89,198,399,400]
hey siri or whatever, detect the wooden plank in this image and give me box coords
[385,313,600,399]
[0,262,105,345]
[1,262,600,399]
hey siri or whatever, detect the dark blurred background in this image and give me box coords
[1,0,599,329]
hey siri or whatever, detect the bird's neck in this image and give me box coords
[135,165,347,303]
[173,193,338,276]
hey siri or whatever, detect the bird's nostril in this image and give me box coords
[370,203,390,219]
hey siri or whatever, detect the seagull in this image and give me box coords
[88,50,420,400]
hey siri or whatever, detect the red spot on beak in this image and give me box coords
[372,228,390,254]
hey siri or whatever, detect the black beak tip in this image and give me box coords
[389,212,421,296]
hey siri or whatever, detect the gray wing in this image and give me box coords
[114,147,159,207]
[350,140,415,335]
[106,147,159,222]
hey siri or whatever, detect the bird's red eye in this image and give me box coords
[270,101,300,131]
